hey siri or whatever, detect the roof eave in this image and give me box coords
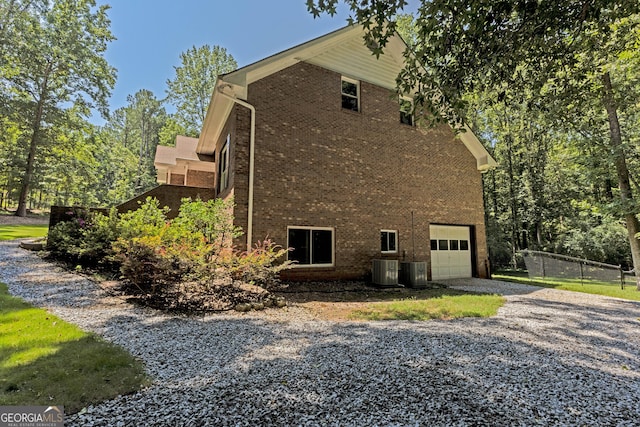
[458,126,498,172]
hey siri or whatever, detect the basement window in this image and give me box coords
[288,226,335,267]
[341,77,360,112]
[381,230,398,253]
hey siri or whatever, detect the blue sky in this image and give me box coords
[94,0,358,123]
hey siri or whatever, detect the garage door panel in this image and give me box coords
[429,225,472,280]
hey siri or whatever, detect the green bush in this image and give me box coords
[116,235,189,295]
[117,197,169,240]
[47,208,119,267]
[556,218,632,267]
[218,239,293,290]
[47,197,293,312]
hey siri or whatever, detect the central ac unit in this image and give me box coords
[372,259,398,286]
[400,261,428,288]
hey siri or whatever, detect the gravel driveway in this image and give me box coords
[2,240,640,426]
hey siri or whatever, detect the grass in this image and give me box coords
[0,282,148,413]
[0,224,48,241]
[348,289,505,321]
[493,271,640,301]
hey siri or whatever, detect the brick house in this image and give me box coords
[157,24,496,282]
[154,135,215,188]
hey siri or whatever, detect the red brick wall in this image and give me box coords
[117,185,216,219]
[219,62,488,280]
[169,174,185,186]
[186,170,215,188]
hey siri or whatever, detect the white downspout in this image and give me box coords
[217,88,256,252]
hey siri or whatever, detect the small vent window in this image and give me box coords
[341,77,360,112]
[400,97,413,126]
[381,230,398,253]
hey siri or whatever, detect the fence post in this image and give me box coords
[580,262,584,286]
[620,266,624,290]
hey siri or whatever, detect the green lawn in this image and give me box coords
[493,271,640,301]
[0,282,148,413]
[0,224,48,241]
[349,290,505,321]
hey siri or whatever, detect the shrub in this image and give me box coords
[117,197,169,240]
[220,239,293,291]
[48,197,293,313]
[116,235,190,295]
[47,208,119,267]
[172,198,242,245]
[556,218,632,267]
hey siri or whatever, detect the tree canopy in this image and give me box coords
[1,0,116,216]
[0,6,237,213]
[165,44,237,136]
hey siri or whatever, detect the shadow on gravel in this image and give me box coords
[503,297,640,365]
[69,300,640,426]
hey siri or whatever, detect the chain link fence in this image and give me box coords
[520,250,634,289]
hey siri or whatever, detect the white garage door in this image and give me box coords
[429,225,472,280]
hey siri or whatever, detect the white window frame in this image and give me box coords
[287,226,335,268]
[380,229,398,254]
[218,135,230,192]
[341,76,360,112]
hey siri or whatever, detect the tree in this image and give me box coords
[158,116,188,147]
[101,89,167,201]
[307,0,640,286]
[165,45,237,135]
[1,0,116,216]
[0,0,46,58]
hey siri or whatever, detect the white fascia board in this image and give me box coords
[458,125,498,172]
[197,81,236,155]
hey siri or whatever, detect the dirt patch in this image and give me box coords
[276,280,448,321]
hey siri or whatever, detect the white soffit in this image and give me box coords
[305,37,403,90]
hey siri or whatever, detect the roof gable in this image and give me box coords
[222,25,406,94]
[197,23,496,171]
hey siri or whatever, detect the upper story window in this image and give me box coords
[341,77,360,112]
[381,230,398,253]
[400,97,413,126]
[218,135,230,193]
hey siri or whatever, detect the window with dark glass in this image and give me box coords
[438,239,449,250]
[430,239,438,251]
[218,135,230,192]
[400,97,413,125]
[381,230,397,253]
[288,227,334,266]
[341,77,359,111]
[450,240,459,251]
[460,240,469,251]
